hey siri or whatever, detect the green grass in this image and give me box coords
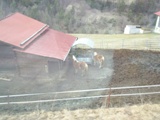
[72,33,159,41]
[71,33,160,50]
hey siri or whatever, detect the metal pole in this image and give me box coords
[13,51,20,76]
[107,87,112,108]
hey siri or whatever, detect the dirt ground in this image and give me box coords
[0,49,160,110]
[0,49,113,95]
[93,49,160,108]
[110,49,160,87]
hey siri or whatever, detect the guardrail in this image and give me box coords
[0,84,160,106]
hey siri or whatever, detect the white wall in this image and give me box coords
[124,25,143,34]
[154,16,160,33]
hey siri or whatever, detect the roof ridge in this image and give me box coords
[21,26,49,49]
[20,24,49,46]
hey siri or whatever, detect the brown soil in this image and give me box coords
[97,49,160,108]
[110,49,160,87]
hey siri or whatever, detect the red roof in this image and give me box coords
[0,12,76,60]
[0,12,49,48]
[15,29,77,60]
[155,11,160,16]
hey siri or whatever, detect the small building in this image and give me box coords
[0,13,76,78]
[154,11,160,33]
[124,25,143,34]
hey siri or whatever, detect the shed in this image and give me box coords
[0,13,76,78]
[124,25,144,34]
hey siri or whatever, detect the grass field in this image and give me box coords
[72,33,160,50]
[72,33,160,41]
[0,104,160,120]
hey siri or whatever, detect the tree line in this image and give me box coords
[0,0,160,33]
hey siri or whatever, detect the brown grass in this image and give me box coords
[0,104,160,120]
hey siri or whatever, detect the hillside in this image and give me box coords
[0,104,160,120]
[0,0,160,34]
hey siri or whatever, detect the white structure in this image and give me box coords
[124,25,144,34]
[154,11,160,33]
[72,38,94,64]
[72,38,94,48]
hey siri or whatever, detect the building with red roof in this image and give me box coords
[0,13,77,77]
[0,13,49,48]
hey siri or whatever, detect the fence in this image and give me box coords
[94,39,160,51]
[0,84,160,107]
